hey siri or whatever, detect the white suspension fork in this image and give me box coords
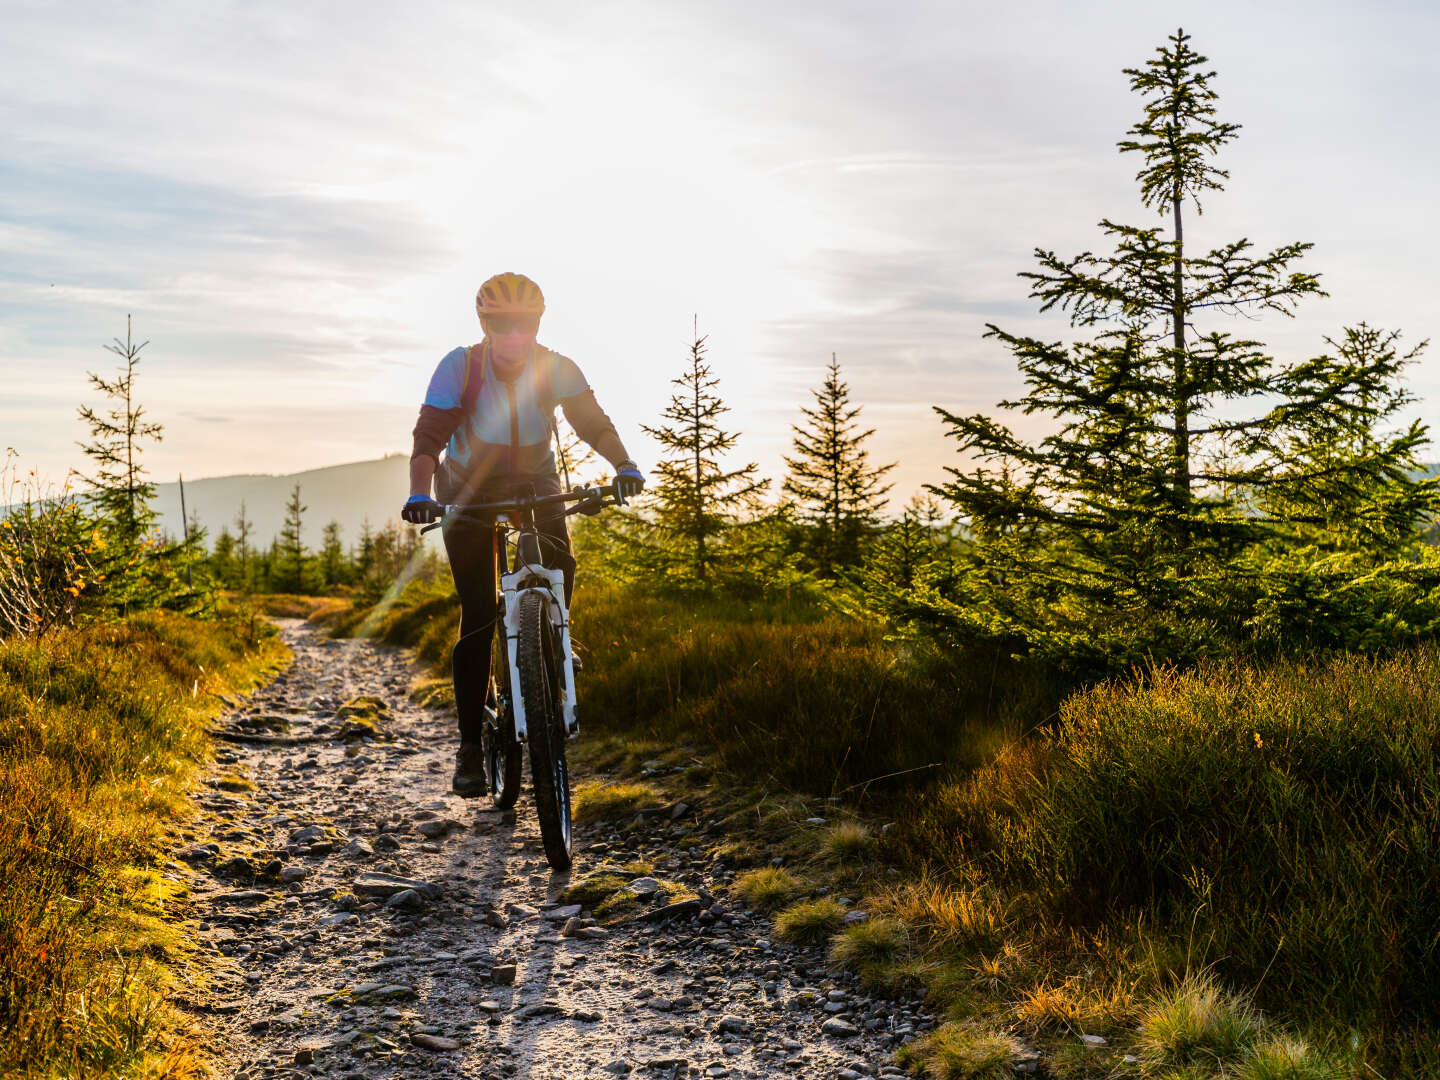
[500,561,579,741]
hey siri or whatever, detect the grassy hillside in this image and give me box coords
[0,610,287,1079]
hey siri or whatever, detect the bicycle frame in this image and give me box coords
[424,482,621,743]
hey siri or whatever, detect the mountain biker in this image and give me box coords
[402,272,645,797]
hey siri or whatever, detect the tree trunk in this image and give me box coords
[1171,178,1189,500]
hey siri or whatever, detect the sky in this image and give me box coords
[5,0,1439,513]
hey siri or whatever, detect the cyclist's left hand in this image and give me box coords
[614,461,645,501]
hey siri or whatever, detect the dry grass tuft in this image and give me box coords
[897,1021,1022,1079]
[824,821,877,862]
[1138,971,1262,1072]
[871,873,1007,952]
[732,867,803,913]
[774,898,846,946]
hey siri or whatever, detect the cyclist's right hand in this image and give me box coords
[402,494,444,524]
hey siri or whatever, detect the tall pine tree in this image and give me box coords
[922,29,1437,668]
[77,316,162,547]
[783,355,894,575]
[642,322,767,583]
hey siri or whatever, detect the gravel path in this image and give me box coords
[173,619,932,1079]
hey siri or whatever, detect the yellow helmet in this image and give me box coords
[476,272,545,319]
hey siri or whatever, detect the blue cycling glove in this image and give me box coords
[614,462,645,501]
[402,494,444,525]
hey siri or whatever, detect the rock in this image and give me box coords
[576,926,608,940]
[354,983,417,1002]
[293,1048,315,1066]
[715,1016,752,1035]
[385,889,425,912]
[373,834,402,853]
[631,899,701,924]
[1081,1034,1107,1047]
[602,1062,632,1075]
[410,1033,460,1051]
[288,825,330,846]
[491,964,518,986]
[353,871,442,900]
[668,802,690,820]
[416,818,464,838]
[843,911,870,924]
[213,890,269,904]
[279,866,308,883]
[805,817,827,825]
[179,843,219,863]
[571,1008,603,1022]
[543,904,583,921]
[341,838,374,858]
[821,1019,860,1038]
[625,877,662,899]
[318,911,357,928]
[520,1001,563,1019]
[561,917,583,937]
[505,902,538,921]
[217,856,254,877]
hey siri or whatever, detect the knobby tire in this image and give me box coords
[484,610,523,809]
[517,590,572,871]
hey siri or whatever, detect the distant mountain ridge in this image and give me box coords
[151,454,413,551]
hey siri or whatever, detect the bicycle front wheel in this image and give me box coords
[517,590,572,871]
[485,612,523,809]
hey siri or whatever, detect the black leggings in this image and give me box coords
[441,508,575,743]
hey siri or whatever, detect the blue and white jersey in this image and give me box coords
[424,343,590,500]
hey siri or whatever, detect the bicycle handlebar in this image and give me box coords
[419,483,623,534]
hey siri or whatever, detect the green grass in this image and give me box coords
[902,647,1440,1040]
[1137,972,1263,1072]
[823,820,877,862]
[897,1023,1022,1079]
[333,578,1056,796]
[773,897,846,945]
[732,867,803,913]
[0,609,287,1079]
[829,915,907,985]
[571,780,662,823]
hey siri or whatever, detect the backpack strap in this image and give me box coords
[460,342,489,412]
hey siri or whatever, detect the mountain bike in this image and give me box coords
[424,483,622,871]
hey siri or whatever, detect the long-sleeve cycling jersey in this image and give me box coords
[411,343,620,503]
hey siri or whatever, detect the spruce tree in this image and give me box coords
[320,520,345,587]
[783,354,894,575]
[76,316,162,546]
[925,28,1437,668]
[641,323,767,582]
[277,483,307,592]
[234,501,253,592]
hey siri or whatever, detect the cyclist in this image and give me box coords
[402,272,644,796]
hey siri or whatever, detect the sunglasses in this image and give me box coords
[484,316,541,335]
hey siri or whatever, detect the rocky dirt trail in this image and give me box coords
[171,619,934,1080]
